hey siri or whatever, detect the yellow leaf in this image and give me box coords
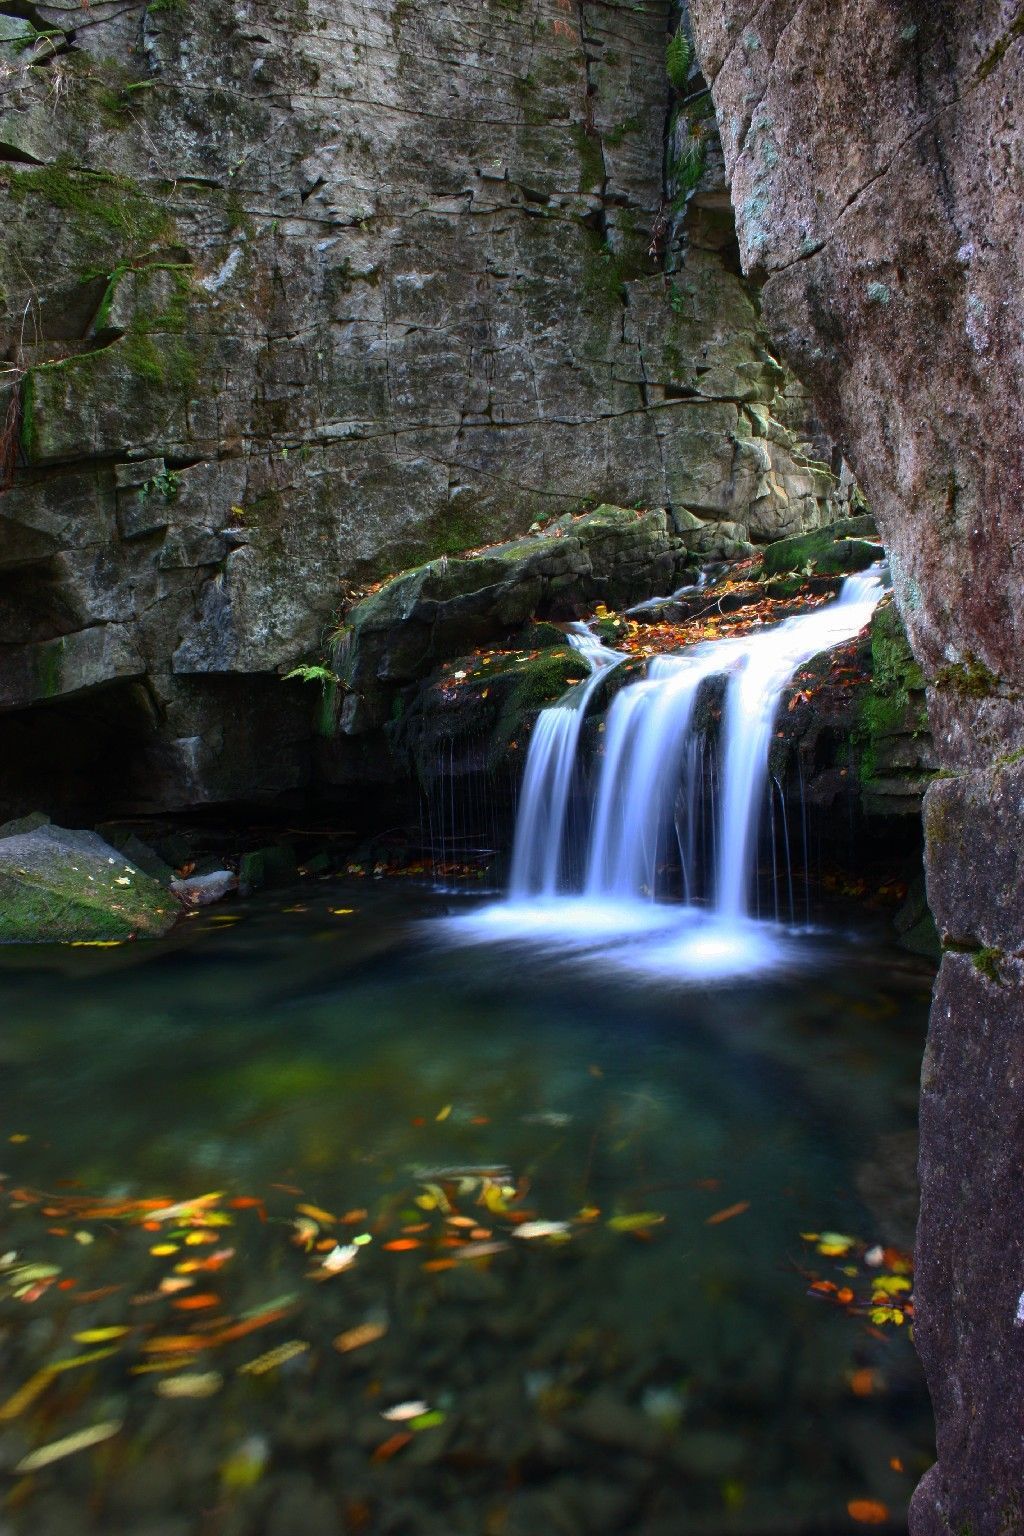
[607,1212,666,1233]
[14,1421,122,1473]
[72,1327,130,1344]
[436,1104,452,1122]
[296,1203,337,1225]
[238,1340,309,1376]
[156,1371,223,1399]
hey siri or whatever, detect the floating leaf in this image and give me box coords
[296,1203,336,1225]
[381,1400,429,1422]
[334,1322,388,1353]
[72,1327,130,1343]
[156,1371,223,1399]
[383,1238,420,1251]
[372,1431,412,1462]
[607,1212,666,1233]
[238,1340,308,1376]
[847,1499,890,1525]
[436,1105,452,1122]
[0,1369,54,1421]
[817,1232,855,1256]
[512,1221,570,1240]
[320,1243,357,1274]
[410,1410,446,1431]
[706,1201,750,1226]
[15,1420,122,1473]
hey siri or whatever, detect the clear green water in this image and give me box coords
[0,883,933,1535]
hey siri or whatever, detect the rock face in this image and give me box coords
[0,823,177,941]
[0,0,840,819]
[686,2,1024,1529]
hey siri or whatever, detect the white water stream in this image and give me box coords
[456,566,886,980]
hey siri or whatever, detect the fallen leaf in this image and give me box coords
[156,1371,223,1399]
[72,1327,130,1343]
[333,1322,388,1353]
[381,1400,429,1422]
[296,1203,337,1225]
[238,1341,309,1376]
[512,1221,570,1240]
[847,1499,889,1525]
[15,1421,122,1473]
[372,1431,412,1462]
[705,1201,750,1226]
[607,1212,666,1233]
[383,1239,420,1251]
[319,1244,357,1274]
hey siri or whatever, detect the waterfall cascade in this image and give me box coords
[469,566,886,979]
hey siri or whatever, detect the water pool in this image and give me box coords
[0,882,933,1535]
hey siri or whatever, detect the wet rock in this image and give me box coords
[169,870,238,907]
[761,518,882,579]
[335,507,689,735]
[0,824,178,942]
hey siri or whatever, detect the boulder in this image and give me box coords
[0,824,178,942]
[169,870,238,908]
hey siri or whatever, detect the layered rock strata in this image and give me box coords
[1,0,837,817]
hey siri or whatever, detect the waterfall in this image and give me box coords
[507,624,623,897]
[507,567,885,916]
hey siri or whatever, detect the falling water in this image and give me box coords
[507,624,623,897]
[453,566,886,980]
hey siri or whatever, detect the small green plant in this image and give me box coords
[670,138,707,207]
[283,664,339,686]
[666,30,691,90]
[139,467,180,501]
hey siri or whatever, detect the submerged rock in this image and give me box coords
[0,825,178,943]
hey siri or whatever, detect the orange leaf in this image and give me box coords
[383,1239,420,1251]
[422,1258,456,1273]
[705,1201,750,1226]
[372,1432,412,1463]
[172,1293,221,1311]
[847,1500,889,1525]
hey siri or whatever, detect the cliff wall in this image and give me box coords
[687,3,1024,1530]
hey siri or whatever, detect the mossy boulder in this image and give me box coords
[336,506,688,734]
[761,517,882,578]
[0,825,178,943]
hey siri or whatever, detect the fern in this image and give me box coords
[283,663,339,686]
[666,29,691,90]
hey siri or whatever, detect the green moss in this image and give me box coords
[856,601,929,785]
[977,12,1024,81]
[493,646,586,749]
[605,115,642,147]
[121,332,197,393]
[972,947,1004,984]
[5,161,170,251]
[573,123,605,192]
[934,653,1004,699]
[581,231,627,309]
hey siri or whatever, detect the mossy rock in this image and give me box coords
[762,520,883,578]
[0,825,178,943]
